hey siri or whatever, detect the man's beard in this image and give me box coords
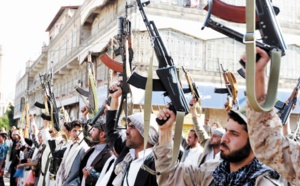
[220,139,252,163]
[210,140,221,148]
[92,134,100,142]
[126,137,136,149]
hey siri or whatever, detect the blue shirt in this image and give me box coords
[0,142,8,167]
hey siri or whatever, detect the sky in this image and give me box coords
[0,0,84,101]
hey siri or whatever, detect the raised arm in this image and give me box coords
[245,47,300,185]
[189,98,210,146]
[105,82,126,155]
[153,104,214,186]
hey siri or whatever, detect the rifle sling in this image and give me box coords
[89,68,99,116]
[245,0,281,112]
[141,51,155,174]
[141,51,185,176]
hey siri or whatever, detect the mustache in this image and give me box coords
[220,142,229,150]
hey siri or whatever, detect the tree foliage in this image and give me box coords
[0,102,16,130]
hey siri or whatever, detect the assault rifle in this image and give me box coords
[275,78,300,126]
[75,52,99,118]
[128,0,189,125]
[113,4,135,128]
[202,0,286,79]
[78,96,112,145]
[132,1,189,175]
[215,64,239,111]
[182,66,201,115]
[100,32,134,73]
[202,0,286,112]
[35,63,61,131]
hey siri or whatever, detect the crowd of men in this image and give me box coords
[0,47,299,186]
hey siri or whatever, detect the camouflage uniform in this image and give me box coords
[247,102,300,185]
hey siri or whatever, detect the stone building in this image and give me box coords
[0,45,11,117]
[14,0,300,136]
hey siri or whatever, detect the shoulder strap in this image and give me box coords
[245,0,281,112]
[42,152,51,186]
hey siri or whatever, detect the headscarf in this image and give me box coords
[127,112,159,145]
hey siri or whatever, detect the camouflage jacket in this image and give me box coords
[247,102,300,186]
[153,143,283,186]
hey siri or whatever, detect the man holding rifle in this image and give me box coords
[79,119,114,186]
[245,47,300,185]
[103,83,159,186]
[153,48,284,186]
[56,120,88,186]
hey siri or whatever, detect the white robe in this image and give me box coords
[56,141,89,186]
[95,155,116,185]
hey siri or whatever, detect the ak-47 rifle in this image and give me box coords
[78,96,112,145]
[75,52,99,118]
[128,0,189,124]
[99,33,134,73]
[112,4,135,128]
[35,62,61,131]
[202,0,286,79]
[275,78,300,125]
[130,1,189,175]
[182,66,201,115]
[202,0,286,112]
[215,64,239,111]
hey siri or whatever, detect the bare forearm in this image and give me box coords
[109,97,119,110]
[19,161,38,168]
[159,128,172,145]
[255,71,265,99]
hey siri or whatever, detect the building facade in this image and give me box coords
[14,0,300,134]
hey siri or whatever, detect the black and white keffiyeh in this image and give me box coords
[213,157,279,186]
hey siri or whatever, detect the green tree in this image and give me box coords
[0,114,9,130]
[0,102,16,130]
[6,102,16,127]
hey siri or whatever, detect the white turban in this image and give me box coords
[127,112,159,145]
[212,128,225,137]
